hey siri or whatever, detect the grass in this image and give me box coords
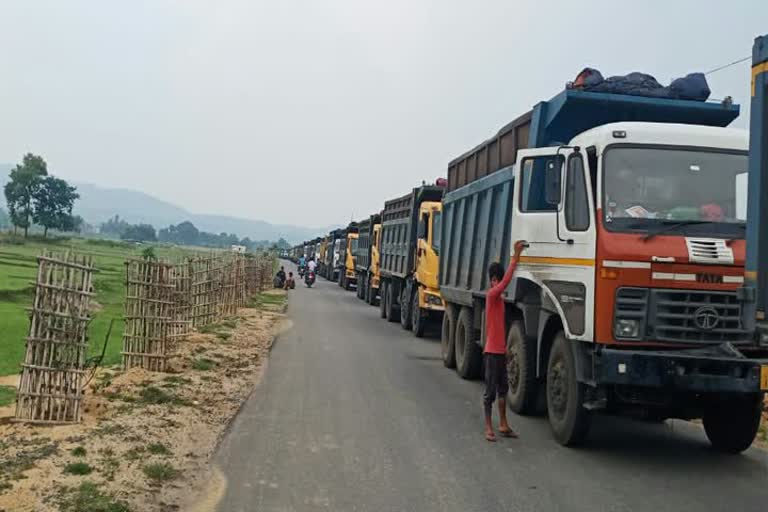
[71,446,87,457]
[142,462,180,483]
[192,357,217,371]
[63,462,94,475]
[0,234,200,377]
[57,481,130,512]
[252,291,287,308]
[147,443,171,456]
[0,385,15,407]
[136,386,190,406]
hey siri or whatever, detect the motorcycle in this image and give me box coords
[298,266,306,278]
[305,269,316,288]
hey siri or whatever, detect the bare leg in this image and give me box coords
[497,398,518,438]
[484,410,496,442]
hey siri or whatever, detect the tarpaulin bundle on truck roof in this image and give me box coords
[571,68,711,101]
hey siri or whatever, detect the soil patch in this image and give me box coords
[0,290,287,512]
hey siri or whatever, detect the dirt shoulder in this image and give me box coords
[0,290,287,512]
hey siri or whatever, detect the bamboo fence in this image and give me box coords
[15,251,96,424]
[122,259,176,372]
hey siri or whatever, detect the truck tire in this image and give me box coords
[386,283,400,323]
[546,332,591,446]
[455,307,482,380]
[703,394,763,453]
[400,287,412,330]
[441,306,457,368]
[380,281,388,319]
[411,293,426,338]
[338,270,344,288]
[356,276,364,299]
[506,321,540,415]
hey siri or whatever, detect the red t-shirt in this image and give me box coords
[484,260,517,354]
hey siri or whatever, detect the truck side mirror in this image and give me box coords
[545,159,562,205]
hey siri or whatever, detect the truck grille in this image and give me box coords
[614,288,750,344]
[648,289,748,343]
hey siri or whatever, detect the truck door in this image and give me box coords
[513,147,596,341]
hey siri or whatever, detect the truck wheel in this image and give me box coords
[546,332,591,446]
[455,307,482,380]
[441,306,457,368]
[411,293,426,338]
[338,271,344,288]
[387,283,400,323]
[703,394,763,453]
[356,276,364,299]
[400,287,412,330]
[380,281,388,319]
[506,321,540,415]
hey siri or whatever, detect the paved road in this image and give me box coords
[215,264,768,512]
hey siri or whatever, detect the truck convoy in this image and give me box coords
[354,213,382,305]
[287,42,768,451]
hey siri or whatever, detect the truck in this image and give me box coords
[439,83,768,451]
[379,183,445,337]
[354,213,382,304]
[338,223,359,290]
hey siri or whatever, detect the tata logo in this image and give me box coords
[693,306,720,331]
[696,273,723,284]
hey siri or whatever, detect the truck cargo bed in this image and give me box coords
[380,185,444,279]
[440,168,514,306]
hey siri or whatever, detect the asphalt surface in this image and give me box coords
[215,263,768,512]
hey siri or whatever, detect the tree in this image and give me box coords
[159,221,200,246]
[4,153,48,237]
[121,223,157,242]
[100,215,130,238]
[32,176,79,237]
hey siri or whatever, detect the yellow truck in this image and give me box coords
[379,183,445,337]
[354,214,382,305]
[338,224,359,290]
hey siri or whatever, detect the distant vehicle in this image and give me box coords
[231,245,246,254]
[338,223,358,291]
[354,213,382,306]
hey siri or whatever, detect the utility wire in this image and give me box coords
[704,55,751,76]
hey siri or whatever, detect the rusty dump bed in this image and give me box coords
[446,89,740,192]
[380,185,444,279]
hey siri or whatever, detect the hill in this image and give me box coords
[0,165,329,243]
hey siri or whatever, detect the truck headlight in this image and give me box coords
[615,319,640,339]
[426,294,443,306]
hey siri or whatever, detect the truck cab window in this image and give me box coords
[565,154,590,231]
[432,211,442,254]
[520,156,561,212]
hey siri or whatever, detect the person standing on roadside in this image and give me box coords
[483,240,527,442]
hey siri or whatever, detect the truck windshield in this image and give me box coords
[603,146,747,237]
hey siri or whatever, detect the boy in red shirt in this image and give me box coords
[484,240,527,442]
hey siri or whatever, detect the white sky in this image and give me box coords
[0,0,766,227]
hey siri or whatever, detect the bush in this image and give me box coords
[142,462,179,482]
[63,462,93,475]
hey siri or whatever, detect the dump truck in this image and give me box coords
[354,213,382,304]
[338,223,359,290]
[320,229,344,280]
[439,84,768,451]
[379,183,445,337]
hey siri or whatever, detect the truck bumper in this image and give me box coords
[592,345,768,394]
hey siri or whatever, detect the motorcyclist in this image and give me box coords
[298,255,306,276]
[307,258,317,274]
[274,266,286,288]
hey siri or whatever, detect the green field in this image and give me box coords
[0,235,199,378]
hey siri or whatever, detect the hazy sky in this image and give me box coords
[1,0,766,227]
